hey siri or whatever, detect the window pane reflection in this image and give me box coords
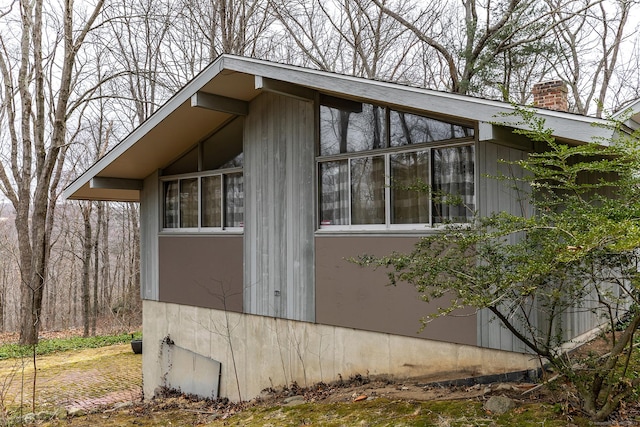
[390,151,430,224]
[351,156,385,224]
[180,178,198,228]
[320,104,386,156]
[432,145,475,223]
[319,161,349,225]
[225,173,244,228]
[202,175,222,227]
[390,111,474,146]
[164,181,179,228]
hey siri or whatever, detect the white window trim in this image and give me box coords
[160,169,244,233]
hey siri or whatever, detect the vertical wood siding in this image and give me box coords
[140,171,159,301]
[477,141,533,353]
[477,141,618,353]
[244,92,315,321]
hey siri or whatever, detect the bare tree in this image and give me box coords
[369,0,640,110]
[270,0,421,81]
[0,0,106,344]
[269,0,344,70]
[547,0,637,115]
[368,0,574,94]
[0,206,14,333]
[158,0,277,88]
[178,0,275,58]
[91,201,102,335]
[105,0,176,123]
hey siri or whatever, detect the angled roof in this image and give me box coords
[64,54,617,202]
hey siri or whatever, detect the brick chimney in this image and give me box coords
[532,80,568,112]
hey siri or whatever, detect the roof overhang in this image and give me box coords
[614,99,640,131]
[64,54,618,202]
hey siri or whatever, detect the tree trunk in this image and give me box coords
[0,269,5,333]
[17,212,47,345]
[81,203,92,337]
[91,202,102,335]
[101,203,111,311]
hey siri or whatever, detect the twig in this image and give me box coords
[522,374,560,395]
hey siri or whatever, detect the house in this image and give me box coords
[64,55,626,401]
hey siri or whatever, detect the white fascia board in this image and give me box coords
[63,58,227,200]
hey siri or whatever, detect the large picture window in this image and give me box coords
[162,118,244,231]
[319,102,475,229]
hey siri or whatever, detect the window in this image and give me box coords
[180,178,198,228]
[318,102,475,229]
[224,173,244,228]
[201,174,245,229]
[432,146,475,223]
[162,118,244,231]
[351,156,385,224]
[163,181,179,228]
[389,110,472,146]
[390,150,430,224]
[320,104,386,155]
[162,172,243,231]
[201,175,222,227]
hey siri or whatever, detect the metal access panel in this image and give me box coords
[161,342,221,399]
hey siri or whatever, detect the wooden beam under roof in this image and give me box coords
[191,92,249,115]
[319,94,362,112]
[90,177,143,191]
[255,76,315,101]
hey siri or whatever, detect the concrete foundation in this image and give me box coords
[143,300,539,401]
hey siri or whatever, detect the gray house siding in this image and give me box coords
[475,140,619,353]
[243,92,316,321]
[476,140,533,353]
[140,171,159,301]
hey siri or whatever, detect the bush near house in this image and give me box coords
[356,109,640,421]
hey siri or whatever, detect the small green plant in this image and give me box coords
[0,332,138,360]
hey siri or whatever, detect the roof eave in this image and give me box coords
[64,54,617,202]
[63,57,228,201]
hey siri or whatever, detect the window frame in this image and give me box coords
[317,102,476,232]
[160,166,244,233]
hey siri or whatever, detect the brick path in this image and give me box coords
[0,343,142,412]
